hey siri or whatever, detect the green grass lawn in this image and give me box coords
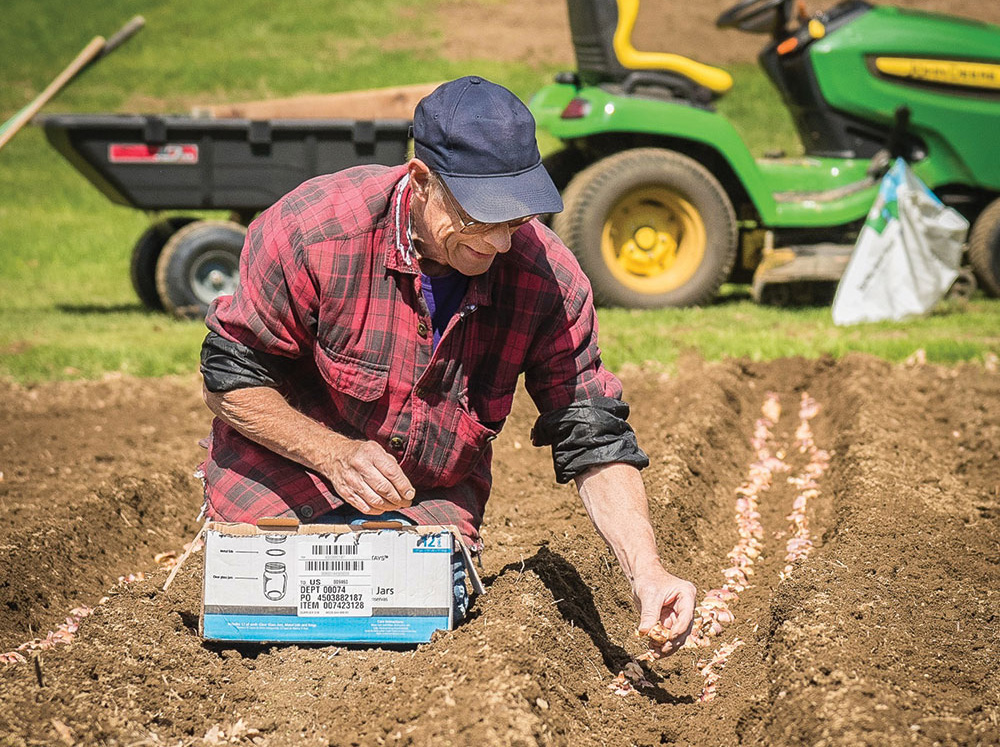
[1,0,997,384]
[597,289,1000,372]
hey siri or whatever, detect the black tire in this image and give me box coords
[129,217,197,311]
[946,267,977,302]
[969,197,1000,297]
[543,147,588,192]
[155,220,246,319]
[552,148,738,308]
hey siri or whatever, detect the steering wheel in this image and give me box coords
[716,0,797,34]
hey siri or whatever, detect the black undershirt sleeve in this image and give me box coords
[200,331,289,393]
[530,397,650,484]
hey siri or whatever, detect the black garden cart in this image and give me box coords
[41,113,411,317]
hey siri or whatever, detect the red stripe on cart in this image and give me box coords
[109,144,199,164]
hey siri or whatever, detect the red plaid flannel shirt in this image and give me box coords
[201,164,623,549]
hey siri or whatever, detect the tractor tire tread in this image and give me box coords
[968,197,1000,298]
[553,147,737,308]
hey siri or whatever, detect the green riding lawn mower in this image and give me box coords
[531,0,1000,307]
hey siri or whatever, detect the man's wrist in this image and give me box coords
[298,426,359,475]
[631,553,666,578]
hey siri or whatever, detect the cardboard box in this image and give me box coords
[201,520,466,644]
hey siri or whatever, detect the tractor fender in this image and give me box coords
[531,84,777,223]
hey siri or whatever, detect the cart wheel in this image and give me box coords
[155,220,246,319]
[553,148,737,308]
[969,197,1000,297]
[129,217,197,311]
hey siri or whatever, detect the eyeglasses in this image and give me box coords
[439,183,535,235]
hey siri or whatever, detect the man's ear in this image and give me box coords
[407,158,432,198]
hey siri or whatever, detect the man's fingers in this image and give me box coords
[637,589,665,634]
[637,581,697,647]
[359,472,404,507]
[669,606,695,642]
[368,451,416,504]
[668,583,697,639]
[338,468,395,513]
[338,486,381,515]
[350,481,391,514]
[342,443,414,508]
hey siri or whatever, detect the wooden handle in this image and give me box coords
[97,16,145,60]
[0,35,106,152]
[256,516,301,530]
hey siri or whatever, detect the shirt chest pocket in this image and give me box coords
[313,347,389,432]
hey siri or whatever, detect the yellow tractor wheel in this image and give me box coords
[554,148,737,308]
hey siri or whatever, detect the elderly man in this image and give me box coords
[198,76,695,653]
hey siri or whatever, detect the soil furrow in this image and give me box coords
[751,356,1000,746]
[0,376,207,651]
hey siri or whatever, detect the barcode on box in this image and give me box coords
[304,560,366,573]
[311,545,359,556]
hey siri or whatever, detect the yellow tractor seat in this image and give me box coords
[614,0,733,94]
[567,0,733,105]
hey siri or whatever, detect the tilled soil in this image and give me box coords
[0,355,997,746]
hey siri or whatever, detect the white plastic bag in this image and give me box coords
[832,158,969,326]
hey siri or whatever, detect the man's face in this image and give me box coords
[417,179,529,276]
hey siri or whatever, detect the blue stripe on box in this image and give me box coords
[412,548,452,553]
[202,614,450,643]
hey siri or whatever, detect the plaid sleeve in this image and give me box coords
[521,239,623,413]
[206,202,317,359]
[519,235,648,479]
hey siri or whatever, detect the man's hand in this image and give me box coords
[317,439,416,515]
[633,565,697,658]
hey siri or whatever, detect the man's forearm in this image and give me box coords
[576,461,697,649]
[574,462,662,583]
[203,385,351,475]
[204,386,415,511]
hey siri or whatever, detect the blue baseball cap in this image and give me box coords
[412,76,563,223]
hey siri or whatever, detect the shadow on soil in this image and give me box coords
[492,545,695,704]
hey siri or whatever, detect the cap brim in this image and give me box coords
[441,161,564,223]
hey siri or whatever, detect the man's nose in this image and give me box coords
[479,224,512,254]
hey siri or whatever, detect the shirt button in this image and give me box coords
[389,436,405,451]
[415,386,427,398]
[417,322,429,338]
[299,505,314,519]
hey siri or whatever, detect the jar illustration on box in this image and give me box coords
[265,534,287,557]
[263,562,287,601]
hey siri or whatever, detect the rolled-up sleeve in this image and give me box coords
[200,203,317,391]
[531,397,649,483]
[200,332,288,392]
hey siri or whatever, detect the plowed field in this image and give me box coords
[1,355,997,746]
